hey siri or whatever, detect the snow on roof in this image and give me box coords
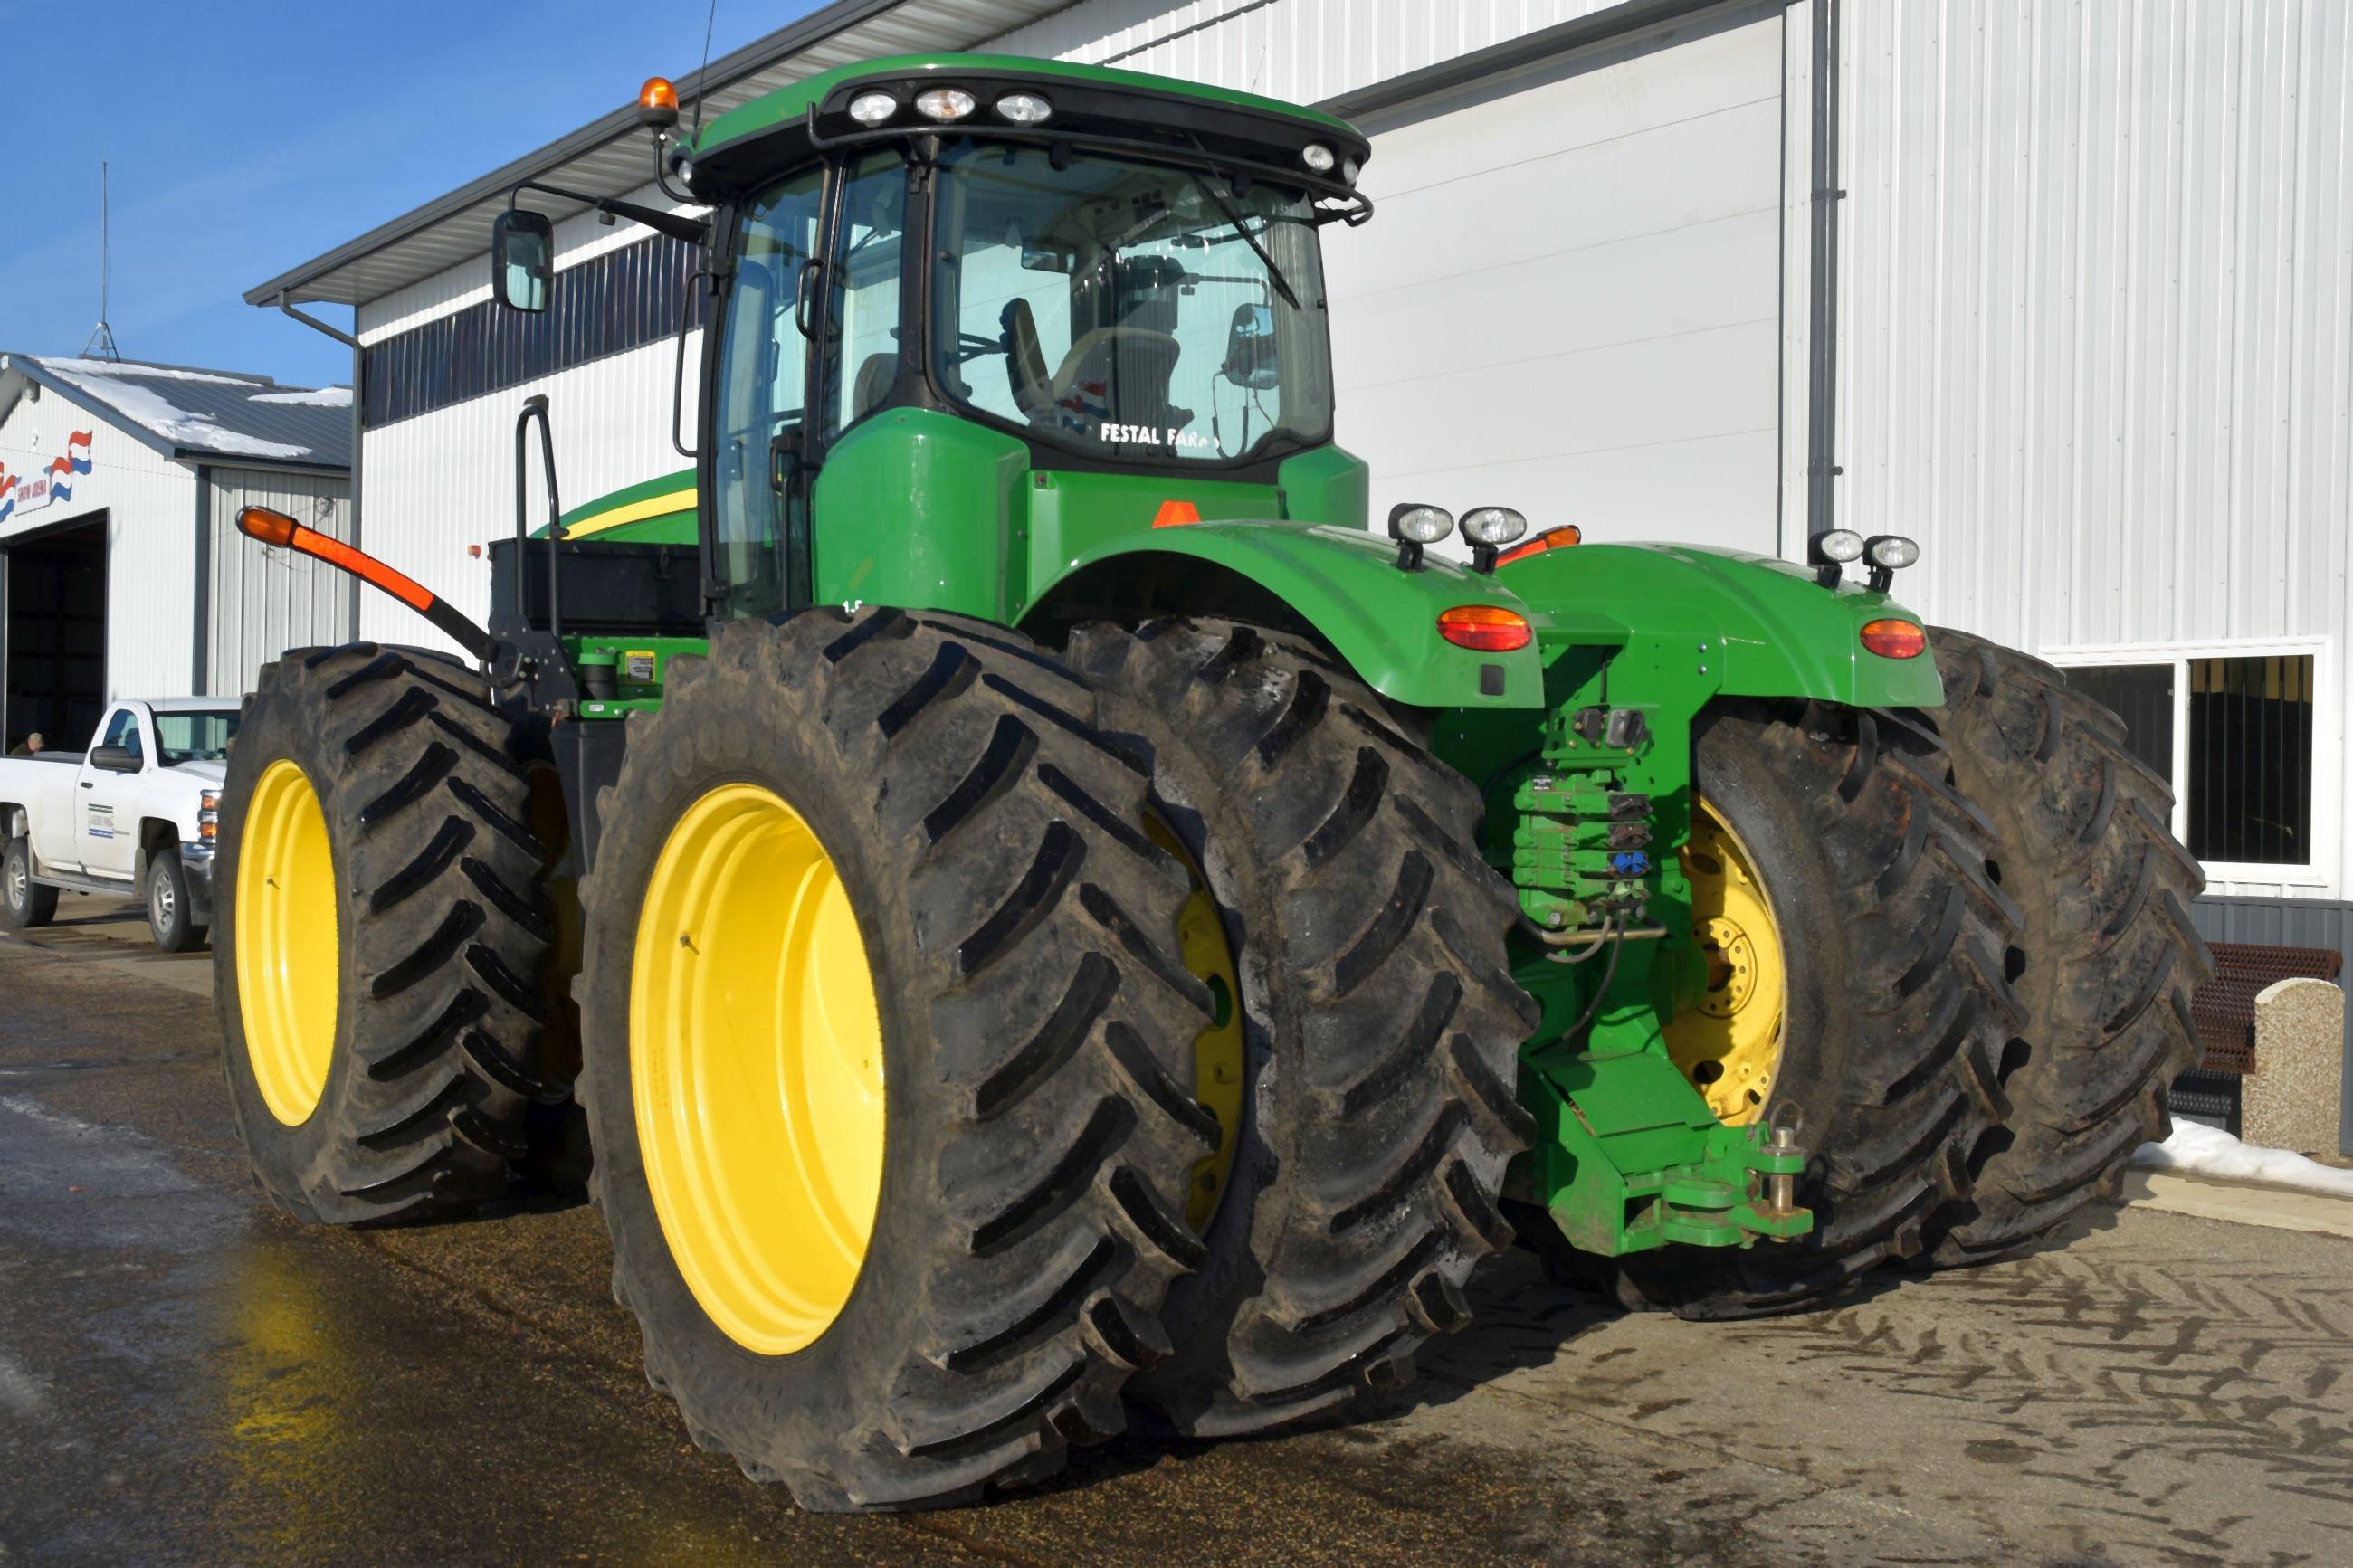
[247,385,353,408]
[1,354,351,470]
[38,358,264,387]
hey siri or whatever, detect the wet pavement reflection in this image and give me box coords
[4,929,2349,1565]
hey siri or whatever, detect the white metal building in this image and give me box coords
[0,356,353,753]
[248,0,2353,1086]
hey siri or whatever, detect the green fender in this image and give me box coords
[1024,518,1548,710]
[1501,543,1947,709]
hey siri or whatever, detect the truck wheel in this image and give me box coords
[147,846,204,953]
[576,610,1215,1511]
[3,837,58,929]
[1921,630,2210,1263]
[1065,619,1537,1436]
[1582,702,2025,1317]
[213,643,567,1225]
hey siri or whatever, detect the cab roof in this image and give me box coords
[691,51,1366,162]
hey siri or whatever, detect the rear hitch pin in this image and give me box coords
[1767,1124,1799,1221]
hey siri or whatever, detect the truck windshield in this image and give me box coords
[931,141,1333,465]
[155,710,238,766]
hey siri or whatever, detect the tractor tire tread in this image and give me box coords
[214,641,562,1226]
[575,610,1208,1512]
[1065,616,1532,1436]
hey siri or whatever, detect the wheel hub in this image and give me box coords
[233,766,343,1123]
[1145,816,1244,1233]
[1662,799,1787,1126]
[235,761,341,1126]
[632,784,885,1356]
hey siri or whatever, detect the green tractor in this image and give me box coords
[214,53,2208,1509]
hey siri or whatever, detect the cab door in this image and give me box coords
[705,152,908,622]
[706,165,827,623]
[79,707,147,879]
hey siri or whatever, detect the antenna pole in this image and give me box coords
[691,0,719,140]
[82,160,120,361]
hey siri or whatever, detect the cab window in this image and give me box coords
[100,709,146,766]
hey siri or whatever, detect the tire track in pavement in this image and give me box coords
[1420,1219,2353,1567]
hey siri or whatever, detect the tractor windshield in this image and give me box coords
[931,140,1333,466]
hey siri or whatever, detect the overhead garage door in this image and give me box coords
[1322,11,1786,554]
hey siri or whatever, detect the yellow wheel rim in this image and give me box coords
[236,760,341,1126]
[1663,798,1787,1126]
[631,784,885,1355]
[1146,817,1244,1232]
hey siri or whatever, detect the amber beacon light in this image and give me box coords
[639,76,681,129]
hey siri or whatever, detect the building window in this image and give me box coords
[2055,649,2320,870]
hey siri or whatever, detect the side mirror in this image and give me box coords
[491,210,555,313]
[90,745,140,774]
[1222,302,1279,391]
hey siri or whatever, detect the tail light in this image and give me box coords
[1437,605,1532,652]
[1859,619,1928,660]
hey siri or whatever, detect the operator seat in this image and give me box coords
[851,353,897,423]
[1001,299,1055,423]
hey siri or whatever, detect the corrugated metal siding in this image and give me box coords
[205,467,354,698]
[360,180,691,345]
[984,0,1643,103]
[357,338,700,657]
[2191,897,2353,1155]
[363,235,703,429]
[1836,2,2353,899]
[358,180,704,661]
[1322,11,1786,548]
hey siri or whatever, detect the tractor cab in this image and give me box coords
[492,54,1377,638]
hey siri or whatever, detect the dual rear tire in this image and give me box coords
[213,643,566,1225]
[576,610,1218,1510]
[1585,637,2210,1317]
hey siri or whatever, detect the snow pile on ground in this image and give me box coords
[2132,1121,2353,1197]
[39,357,262,386]
[43,366,311,461]
[247,385,351,408]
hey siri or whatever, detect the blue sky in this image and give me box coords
[0,2,817,388]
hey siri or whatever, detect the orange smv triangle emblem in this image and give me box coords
[1151,499,1202,528]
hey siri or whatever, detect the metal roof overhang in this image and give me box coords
[243,0,1072,312]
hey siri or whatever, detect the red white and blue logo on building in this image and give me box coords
[0,430,92,524]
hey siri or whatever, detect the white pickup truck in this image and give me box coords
[0,698,237,951]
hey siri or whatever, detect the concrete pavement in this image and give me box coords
[3,923,2348,1564]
